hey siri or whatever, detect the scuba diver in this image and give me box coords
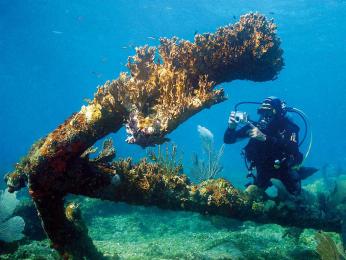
[224,96,317,195]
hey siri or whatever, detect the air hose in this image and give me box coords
[286,107,313,162]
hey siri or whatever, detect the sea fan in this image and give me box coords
[0,189,25,242]
[315,231,346,260]
[191,125,224,182]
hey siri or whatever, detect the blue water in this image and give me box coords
[1,0,346,187]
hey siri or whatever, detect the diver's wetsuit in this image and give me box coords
[224,117,303,195]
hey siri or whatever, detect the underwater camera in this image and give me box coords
[233,111,249,124]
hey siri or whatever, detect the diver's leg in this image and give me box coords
[253,168,271,190]
[280,169,301,195]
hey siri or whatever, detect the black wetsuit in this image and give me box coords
[224,117,303,195]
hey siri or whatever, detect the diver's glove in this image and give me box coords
[228,111,237,129]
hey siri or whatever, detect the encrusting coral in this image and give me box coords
[5,13,342,259]
[121,13,283,147]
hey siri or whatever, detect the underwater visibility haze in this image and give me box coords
[1,0,346,259]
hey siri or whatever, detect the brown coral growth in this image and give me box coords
[118,13,283,147]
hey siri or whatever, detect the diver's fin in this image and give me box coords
[298,166,318,180]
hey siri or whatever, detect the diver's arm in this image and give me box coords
[224,125,251,144]
[247,124,267,142]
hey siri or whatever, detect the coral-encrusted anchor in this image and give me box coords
[5,13,342,260]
